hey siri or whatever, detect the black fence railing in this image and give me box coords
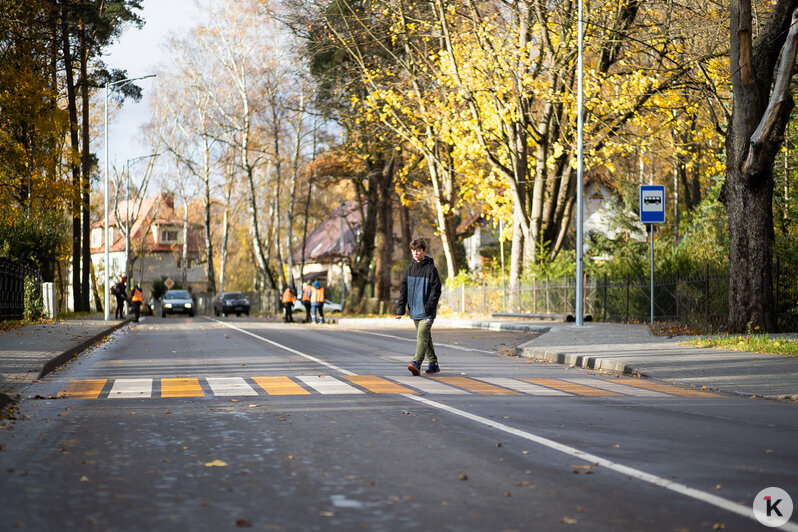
[443,263,798,332]
[0,257,41,321]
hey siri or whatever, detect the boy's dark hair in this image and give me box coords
[409,238,427,251]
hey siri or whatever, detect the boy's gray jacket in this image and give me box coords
[396,256,441,320]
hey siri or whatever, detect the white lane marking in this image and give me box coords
[206,377,258,396]
[477,377,572,396]
[401,394,795,531]
[348,329,492,353]
[297,375,364,395]
[563,378,669,397]
[108,378,152,399]
[211,318,354,376]
[387,376,470,394]
[211,318,789,529]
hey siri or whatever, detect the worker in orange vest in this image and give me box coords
[301,282,312,323]
[310,280,325,324]
[281,286,297,323]
[130,284,143,322]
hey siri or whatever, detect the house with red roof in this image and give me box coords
[90,193,207,304]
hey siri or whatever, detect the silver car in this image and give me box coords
[161,289,195,317]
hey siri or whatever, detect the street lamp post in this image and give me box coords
[124,152,159,312]
[104,74,155,320]
[575,0,585,327]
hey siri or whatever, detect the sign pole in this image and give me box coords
[649,224,654,326]
[639,185,665,327]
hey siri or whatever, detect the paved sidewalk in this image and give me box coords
[0,317,129,407]
[339,317,798,401]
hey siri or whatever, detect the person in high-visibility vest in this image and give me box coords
[301,282,312,323]
[130,284,143,322]
[310,280,325,324]
[281,286,297,323]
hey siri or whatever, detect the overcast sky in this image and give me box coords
[99,0,198,175]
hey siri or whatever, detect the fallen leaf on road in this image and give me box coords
[713,524,725,530]
[560,516,578,525]
[79,475,89,482]
[458,473,468,481]
[204,459,228,467]
[319,512,334,517]
[235,519,252,527]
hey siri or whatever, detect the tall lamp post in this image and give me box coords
[104,74,155,320]
[575,0,585,327]
[124,153,159,305]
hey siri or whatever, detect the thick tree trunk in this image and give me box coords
[398,202,412,262]
[79,17,91,311]
[425,155,457,279]
[373,155,395,302]
[202,137,216,292]
[725,1,798,332]
[61,10,82,311]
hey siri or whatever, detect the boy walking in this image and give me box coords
[395,238,442,375]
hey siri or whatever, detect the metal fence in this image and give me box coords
[0,257,41,321]
[442,263,798,332]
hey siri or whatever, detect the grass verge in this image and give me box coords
[686,335,798,358]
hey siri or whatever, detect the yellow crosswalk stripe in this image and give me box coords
[522,378,622,397]
[344,375,417,394]
[435,377,519,395]
[57,379,107,399]
[607,379,722,397]
[55,375,725,399]
[161,378,204,398]
[252,376,311,395]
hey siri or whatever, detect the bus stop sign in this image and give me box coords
[639,185,666,224]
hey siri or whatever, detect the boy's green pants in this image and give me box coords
[413,319,437,363]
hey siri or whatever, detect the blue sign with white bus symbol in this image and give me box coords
[639,185,666,223]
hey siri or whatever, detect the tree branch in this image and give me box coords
[741,7,798,175]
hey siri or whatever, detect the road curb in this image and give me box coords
[336,317,551,334]
[37,318,132,379]
[515,344,643,376]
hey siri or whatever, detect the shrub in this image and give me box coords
[24,276,43,320]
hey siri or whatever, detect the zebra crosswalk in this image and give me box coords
[56,375,723,400]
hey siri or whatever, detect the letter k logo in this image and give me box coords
[765,496,783,517]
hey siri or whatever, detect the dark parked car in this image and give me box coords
[161,289,195,317]
[214,292,251,317]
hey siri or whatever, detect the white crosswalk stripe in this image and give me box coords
[108,378,152,399]
[206,377,259,396]
[476,377,572,396]
[387,376,469,394]
[563,378,670,397]
[297,375,364,394]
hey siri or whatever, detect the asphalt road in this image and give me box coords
[1,316,796,531]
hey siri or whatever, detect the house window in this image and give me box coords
[161,229,179,243]
[91,228,103,248]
